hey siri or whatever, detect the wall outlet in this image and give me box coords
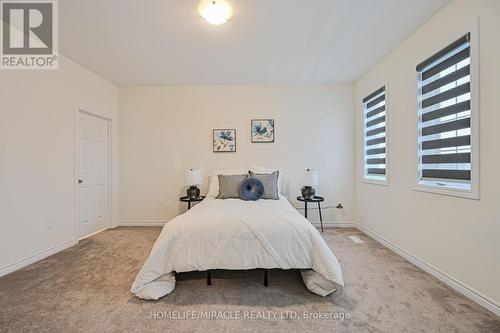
[46,219,54,230]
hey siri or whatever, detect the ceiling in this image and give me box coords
[59,0,449,86]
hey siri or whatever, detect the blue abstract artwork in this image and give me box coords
[213,129,236,152]
[251,119,274,143]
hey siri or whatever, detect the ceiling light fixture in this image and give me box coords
[200,0,231,25]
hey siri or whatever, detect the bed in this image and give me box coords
[131,193,344,300]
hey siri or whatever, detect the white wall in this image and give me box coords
[119,85,354,224]
[354,0,500,311]
[0,55,119,275]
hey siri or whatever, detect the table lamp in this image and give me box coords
[185,169,202,199]
[301,168,318,199]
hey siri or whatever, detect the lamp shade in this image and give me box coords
[185,169,202,186]
[302,169,318,186]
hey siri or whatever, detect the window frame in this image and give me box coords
[414,24,480,200]
[362,82,389,187]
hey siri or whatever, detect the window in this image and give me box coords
[363,86,387,183]
[416,33,478,197]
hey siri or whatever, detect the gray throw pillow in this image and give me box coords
[217,174,248,199]
[248,171,279,200]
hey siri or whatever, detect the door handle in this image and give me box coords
[78,179,83,184]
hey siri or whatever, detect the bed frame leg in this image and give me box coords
[264,269,269,287]
[207,270,212,286]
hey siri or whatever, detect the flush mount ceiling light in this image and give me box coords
[200,0,231,25]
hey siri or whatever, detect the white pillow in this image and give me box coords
[206,167,248,197]
[248,164,283,194]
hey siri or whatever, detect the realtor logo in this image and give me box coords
[1,0,58,69]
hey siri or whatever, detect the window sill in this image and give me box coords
[363,178,388,187]
[414,184,479,200]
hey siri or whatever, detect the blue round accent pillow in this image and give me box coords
[239,177,264,201]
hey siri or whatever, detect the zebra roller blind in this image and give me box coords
[417,33,472,189]
[363,86,386,180]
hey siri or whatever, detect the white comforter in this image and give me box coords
[131,196,344,300]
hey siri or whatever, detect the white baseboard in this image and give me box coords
[0,238,77,278]
[119,219,167,226]
[356,223,500,317]
[79,228,107,241]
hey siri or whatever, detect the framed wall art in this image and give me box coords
[251,119,274,143]
[213,129,236,152]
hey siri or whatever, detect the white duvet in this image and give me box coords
[131,196,344,300]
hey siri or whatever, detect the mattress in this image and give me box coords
[131,195,344,300]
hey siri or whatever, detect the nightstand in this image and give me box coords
[179,196,205,210]
[297,196,325,233]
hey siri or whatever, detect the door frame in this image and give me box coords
[74,109,113,240]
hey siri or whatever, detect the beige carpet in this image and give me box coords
[0,227,498,333]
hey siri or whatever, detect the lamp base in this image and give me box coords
[187,186,200,199]
[301,186,315,200]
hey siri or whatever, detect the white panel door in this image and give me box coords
[78,112,109,238]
